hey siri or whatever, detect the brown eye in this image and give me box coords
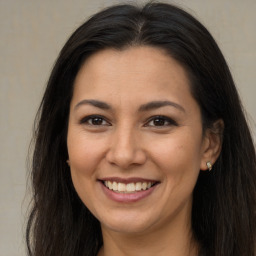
[145,116,177,127]
[152,118,166,126]
[80,115,111,126]
[90,117,104,125]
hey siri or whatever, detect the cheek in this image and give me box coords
[67,130,106,176]
[148,131,203,187]
[151,134,202,167]
[67,131,104,210]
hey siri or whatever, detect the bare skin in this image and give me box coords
[67,46,222,256]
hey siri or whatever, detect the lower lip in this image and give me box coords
[100,182,158,203]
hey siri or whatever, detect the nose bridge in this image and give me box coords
[106,122,146,168]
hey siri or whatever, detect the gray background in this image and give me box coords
[0,0,255,255]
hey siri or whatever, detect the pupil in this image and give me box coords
[92,117,103,125]
[154,118,165,126]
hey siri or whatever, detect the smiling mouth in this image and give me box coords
[102,180,158,193]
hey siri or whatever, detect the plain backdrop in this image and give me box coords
[0,0,255,255]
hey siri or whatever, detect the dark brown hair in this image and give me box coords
[26,2,256,256]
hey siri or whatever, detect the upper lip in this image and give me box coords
[99,177,159,184]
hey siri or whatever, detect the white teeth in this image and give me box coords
[104,181,155,193]
[112,181,118,191]
[142,182,147,190]
[107,181,113,190]
[135,182,142,191]
[118,183,126,192]
[126,183,135,192]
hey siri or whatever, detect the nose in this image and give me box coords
[106,127,147,169]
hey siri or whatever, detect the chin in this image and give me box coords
[98,211,159,235]
[103,222,152,234]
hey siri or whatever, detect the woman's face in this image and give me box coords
[67,46,211,235]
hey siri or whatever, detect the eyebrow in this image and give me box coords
[138,100,185,112]
[74,99,111,110]
[74,99,185,113]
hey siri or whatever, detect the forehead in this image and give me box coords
[71,46,198,115]
[75,47,190,90]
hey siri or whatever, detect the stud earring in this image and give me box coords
[66,160,70,166]
[206,161,212,171]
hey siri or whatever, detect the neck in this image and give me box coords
[98,208,199,256]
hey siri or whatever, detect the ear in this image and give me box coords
[200,119,224,171]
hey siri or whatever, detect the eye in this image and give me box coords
[80,115,111,126]
[145,116,177,127]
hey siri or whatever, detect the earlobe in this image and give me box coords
[200,119,224,171]
[206,161,212,171]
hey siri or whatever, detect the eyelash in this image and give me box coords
[80,115,111,126]
[80,115,177,127]
[144,115,178,127]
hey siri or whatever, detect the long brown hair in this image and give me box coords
[26,2,256,256]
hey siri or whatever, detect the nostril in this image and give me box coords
[106,149,146,169]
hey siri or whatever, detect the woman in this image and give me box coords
[26,2,256,256]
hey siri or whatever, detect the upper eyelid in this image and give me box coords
[80,115,111,125]
[79,114,177,126]
[144,115,178,126]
